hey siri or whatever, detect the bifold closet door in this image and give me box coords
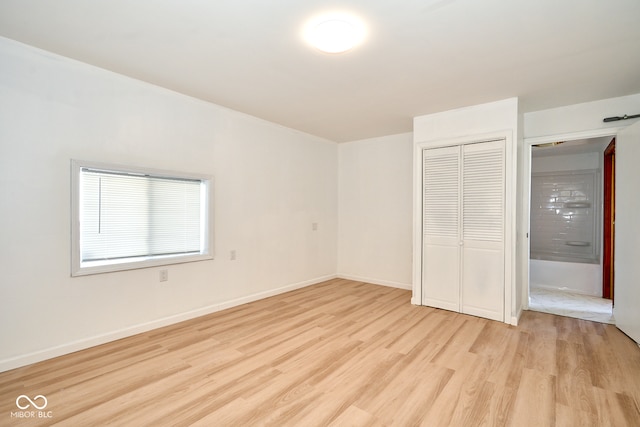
[421,139,505,322]
[421,145,460,311]
[461,140,505,321]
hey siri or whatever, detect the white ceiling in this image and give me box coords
[1,0,639,142]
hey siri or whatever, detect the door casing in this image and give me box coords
[521,127,626,314]
[413,130,515,325]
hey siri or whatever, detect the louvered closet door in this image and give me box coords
[461,140,505,321]
[422,145,460,311]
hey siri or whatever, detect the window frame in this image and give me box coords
[71,159,214,276]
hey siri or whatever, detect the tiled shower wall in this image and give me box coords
[530,170,599,263]
[530,150,603,297]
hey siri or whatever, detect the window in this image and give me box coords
[71,160,212,276]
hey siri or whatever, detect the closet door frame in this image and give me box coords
[413,130,516,325]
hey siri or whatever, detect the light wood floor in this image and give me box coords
[1,279,639,426]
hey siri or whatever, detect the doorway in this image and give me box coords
[528,136,614,323]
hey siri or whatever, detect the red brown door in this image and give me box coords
[603,138,615,300]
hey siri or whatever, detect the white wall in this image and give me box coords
[0,38,338,371]
[524,93,640,139]
[338,133,413,289]
[414,98,519,142]
[413,98,520,324]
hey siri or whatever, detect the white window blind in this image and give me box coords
[72,161,212,275]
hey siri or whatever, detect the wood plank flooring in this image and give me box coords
[1,278,639,426]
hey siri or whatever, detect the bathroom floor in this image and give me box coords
[528,287,615,324]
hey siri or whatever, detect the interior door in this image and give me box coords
[422,146,460,311]
[602,139,615,300]
[461,140,505,321]
[613,120,640,343]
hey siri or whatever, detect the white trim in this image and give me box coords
[414,130,511,150]
[337,274,412,290]
[412,141,424,305]
[520,141,531,312]
[0,274,336,373]
[522,129,618,313]
[511,313,520,326]
[505,130,516,325]
[525,126,626,146]
[413,130,515,324]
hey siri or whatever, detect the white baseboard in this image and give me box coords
[511,306,523,326]
[0,274,337,373]
[336,274,412,291]
[215,274,338,311]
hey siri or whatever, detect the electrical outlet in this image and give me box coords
[159,269,168,282]
[230,250,236,261]
[312,222,318,231]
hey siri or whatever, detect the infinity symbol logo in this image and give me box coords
[16,395,48,410]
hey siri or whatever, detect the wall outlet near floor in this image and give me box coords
[230,250,236,261]
[312,222,318,231]
[159,269,168,282]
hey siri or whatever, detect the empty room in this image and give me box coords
[1,1,639,426]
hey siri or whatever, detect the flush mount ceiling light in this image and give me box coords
[304,12,366,53]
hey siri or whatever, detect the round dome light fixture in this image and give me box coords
[304,12,366,54]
